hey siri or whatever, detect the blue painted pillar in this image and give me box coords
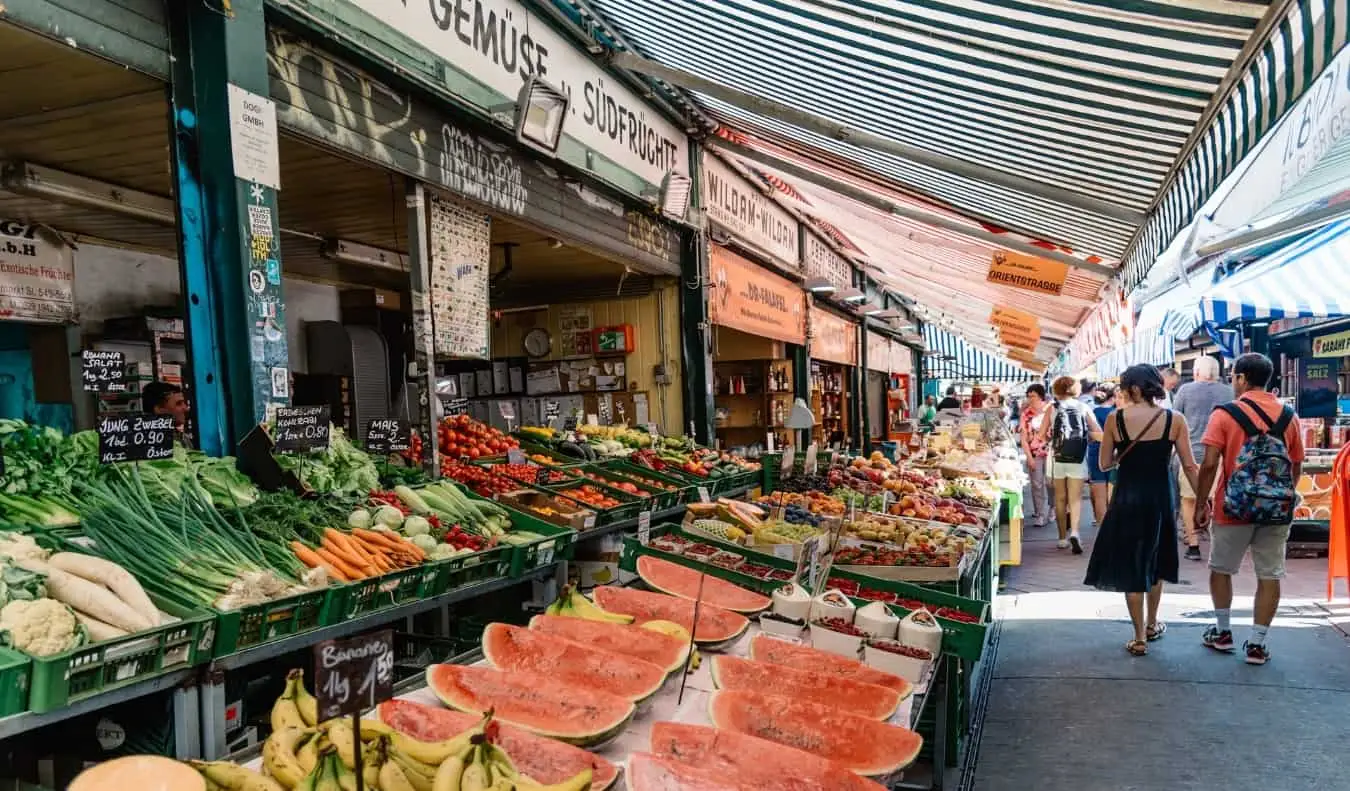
[167,0,289,455]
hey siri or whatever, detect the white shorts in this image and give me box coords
[1049,459,1088,480]
[1209,523,1291,580]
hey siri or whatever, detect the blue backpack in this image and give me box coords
[1217,401,1296,526]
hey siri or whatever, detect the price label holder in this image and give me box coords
[535,466,551,486]
[586,414,599,427]
[272,405,332,453]
[365,419,410,454]
[81,350,127,393]
[544,400,560,428]
[444,397,469,417]
[644,422,660,439]
[803,443,819,475]
[537,540,555,566]
[772,544,794,561]
[98,415,175,464]
[507,448,527,465]
[780,447,796,475]
[637,511,652,545]
[583,513,597,530]
[697,486,711,504]
[314,630,394,791]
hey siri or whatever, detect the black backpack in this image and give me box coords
[1052,402,1089,463]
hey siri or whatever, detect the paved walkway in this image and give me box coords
[968,503,1350,791]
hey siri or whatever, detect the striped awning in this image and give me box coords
[1094,334,1177,380]
[565,0,1347,297]
[922,325,1037,383]
[1200,219,1350,325]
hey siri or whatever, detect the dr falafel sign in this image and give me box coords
[707,246,806,345]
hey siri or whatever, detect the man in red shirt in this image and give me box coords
[1194,353,1303,665]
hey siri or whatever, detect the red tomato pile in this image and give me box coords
[399,431,426,464]
[440,459,518,497]
[443,525,488,551]
[581,471,642,495]
[437,415,518,460]
[934,607,980,624]
[492,463,574,486]
[559,485,622,509]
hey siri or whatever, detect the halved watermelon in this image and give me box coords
[709,689,923,776]
[529,614,690,673]
[650,722,887,791]
[749,634,913,696]
[482,623,667,703]
[636,556,771,613]
[377,700,620,790]
[627,752,755,791]
[709,656,901,720]
[426,664,634,747]
[592,585,749,645]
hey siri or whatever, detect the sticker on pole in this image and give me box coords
[98,415,175,464]
[273,405,331,453]
[313,629,394,721]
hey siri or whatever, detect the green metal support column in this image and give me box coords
[859,321,870,452]
[790,344,809,449]
[680,142,714,445]
[167,0,289,454]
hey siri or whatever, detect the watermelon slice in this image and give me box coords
[636,556,771,613]
[709,689,923,776]
[482,623,667,703]
[592,585,749,645]
[529,614,690,673]
[376,700,620,790]
[749,634,913,695]
[627,752,756,791]
[650,722,887,791]
[425,664,634,747]
[709,656,902,720]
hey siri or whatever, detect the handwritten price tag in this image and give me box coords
[273,405,331,453]
[637,511,652,545]
[98,415,175,464]
[313,630,394,721]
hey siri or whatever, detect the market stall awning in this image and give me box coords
[569,0,1345,297]
[1200,219,1350,325]
[922,325,1037,383]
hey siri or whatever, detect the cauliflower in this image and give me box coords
[408,534,438,554]
[0,598,84,656]
[0,532,49,564]
[401,516,432,537]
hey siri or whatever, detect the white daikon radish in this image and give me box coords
[74,610,129,642]
[49,552,161,626]
[18,559,154,633]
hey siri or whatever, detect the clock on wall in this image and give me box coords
[523,328,552,358]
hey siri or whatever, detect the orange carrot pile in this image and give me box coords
[291,527,427,582]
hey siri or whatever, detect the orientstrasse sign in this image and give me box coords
[346,0,688,190]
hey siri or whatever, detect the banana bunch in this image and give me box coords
[543,585,632,624]
[191,760,287,791]
[272,668,320,732]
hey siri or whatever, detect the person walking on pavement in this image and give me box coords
[1084,365,1204,657]
[937,386,962,411]
[1086,384,1117,527]
[1194,353,1303,666]
[1020,383,1053,528]
[1044,377,1102,553]
[1173,357,1233,561]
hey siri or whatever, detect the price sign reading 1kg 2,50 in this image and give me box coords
[313,630,394,721]
[365,419,410,454]
[82,350,127,393]
[98,415,175,464]
[272,405,331,453]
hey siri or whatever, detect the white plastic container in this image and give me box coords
[771,582,812,622]
[809,622,864,659]
[808,589,857,624]
[864,640,931,684]
[854,601,900,639]
[897,608,943,657]
[758,613,807,640]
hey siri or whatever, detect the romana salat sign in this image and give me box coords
[344,0,688,190]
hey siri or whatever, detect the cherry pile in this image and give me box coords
[934,607,980,624]
[814,617,866,637]
[867,640,932,660]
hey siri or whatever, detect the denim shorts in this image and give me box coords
[1209,523,1292,580]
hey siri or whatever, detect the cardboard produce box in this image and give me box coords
[497,490,596,532]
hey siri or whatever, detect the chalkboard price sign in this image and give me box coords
[81,350,127,393]
[273,405,331,453]
[365,419,410,454]
[98,415,175,464]
[544,400,560,425]
[444,397,469,417]
[313,630,394,721]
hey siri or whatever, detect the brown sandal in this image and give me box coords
[1126,640,1148,656]
[1147,622,1167,641]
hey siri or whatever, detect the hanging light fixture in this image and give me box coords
[783,398,816,429]
[513,76,570,155]
[804,277,836,294]
[835,287,866,303]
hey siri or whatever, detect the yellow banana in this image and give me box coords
[514,768,593,791]
[432,755,465,791]
[458,762,489,791]
[379,760,419,791]
[315,754,345,791]
[332,759,357,791]
[359,718,394,739]
[297,731,320,775]
[189,761,287,791]
[289,669,319,727]
[389,749,437,791]
[261,727,311,788]
[390,730,474,767]
[326,720,358,769]
[566,590,632,624]
[270,675,306,733]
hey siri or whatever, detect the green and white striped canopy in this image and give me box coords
[564,0,1348,292]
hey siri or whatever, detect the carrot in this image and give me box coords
[353,528,414,555]
[326,529,374,565]
[320,537,366,572]
[353,538,394,572]
[316,547,364,580]
[320,562,351,583]
[292,541,325,569]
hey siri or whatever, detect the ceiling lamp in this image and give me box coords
[858,303,886,316]
[645,171,692,221]
[513,76,569,155]
[804,277,836,294]
[320,238,406,271]
[2,161,173,224]
[835,287,866,303]
[783,398,816,429]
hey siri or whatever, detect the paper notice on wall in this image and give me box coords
[428,194,491,359]
[0,221,75,323]
[226,84,281,190]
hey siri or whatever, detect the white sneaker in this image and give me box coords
[1056,539,1070,549]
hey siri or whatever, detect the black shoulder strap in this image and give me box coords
[1115,409,1129,443]
[1270,405,1295,439]
[1162,409,1173,440]
[1218,402,1262,438]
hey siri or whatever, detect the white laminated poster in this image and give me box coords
[226,84,280,190]
[803,443,819,474]
[780,447,795,474]
[428,194,491,359]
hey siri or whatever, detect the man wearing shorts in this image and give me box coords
[1194,353,1303,665]
[1173,357,1233,560]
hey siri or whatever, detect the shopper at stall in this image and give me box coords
[1044,377,1103,553]
[938,387,962,411]
[1019,383,1052,528]
[1173,357,1233,561]
[1087,384,1117,527]
[1084,364,1203,657]
[1160,367,1181,407]
[1194,353,1303,666]
[919,396,938,426]
[142,381,191,450]
[970,386,986,409]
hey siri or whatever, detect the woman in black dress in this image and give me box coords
[1084,365,1204,656]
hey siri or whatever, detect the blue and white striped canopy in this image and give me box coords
[1199,219,1350,326]
[922,325,1036,383]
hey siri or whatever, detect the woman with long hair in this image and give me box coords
[1086,384,1118,527]
[1084,365,1204,657]
[1044,377,1103,553]
[1019,383,1052,528]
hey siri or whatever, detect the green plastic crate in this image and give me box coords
[545,481,647,526]
[212,586,334,658]
[605,461,698,504]
[443,545,513,590]
[0,646,31,717]
[459,485,578,577]
[577,464,678,511]
[25,606,213,713]
[332,565,429,619]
